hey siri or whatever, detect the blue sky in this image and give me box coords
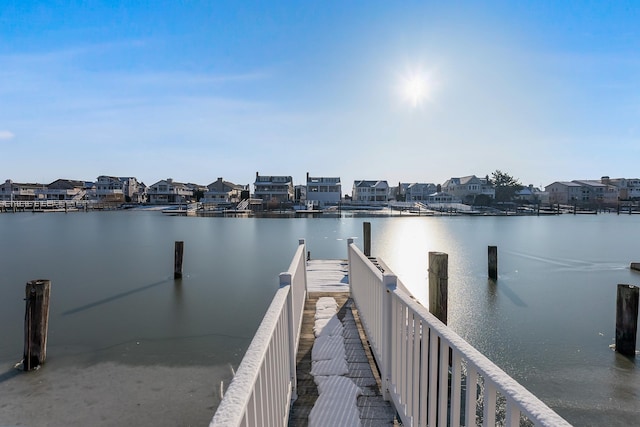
[1,1,639,191]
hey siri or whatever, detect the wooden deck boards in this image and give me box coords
[288,261,399,426]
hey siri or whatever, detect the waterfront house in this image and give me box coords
[515,185,548,204]
[202,178,248,204]
[95,176,125,202]
[405,183,438,202]
[426,191,460,204]
[0,180,46,201]
[147,178,193,204]
[603,177,640,200]
[545,181,582,204]
[305,173,342,207]
[387,183,411,201]
[253,172,294,203]
[118,177,145,203]
[442,175,495,204]
[36,179,87,200]
[572,180,618,206]
[546,180,618,206]
[185,183,209,201]
[352,180,389,205]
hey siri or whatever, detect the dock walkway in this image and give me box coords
[288,260,398,426]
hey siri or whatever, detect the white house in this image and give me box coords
[426,192,460,204]
[405,183,438,202]
[306,173,341,207]
[0,180,46,201]
[442,176,495,203]
[95,176,125,201]
[147,178,193,204]
[352,180,389,205]
[253,172,294,203]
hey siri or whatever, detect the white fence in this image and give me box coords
[348,240,571,427]
[210,240,307,427]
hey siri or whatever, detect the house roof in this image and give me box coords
[48,179,86,189]
[572,180,607,188]
[354,180,388,188]
[445,175,483,185]
[547,181,582,188]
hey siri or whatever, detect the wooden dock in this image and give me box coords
[288,260,398,426]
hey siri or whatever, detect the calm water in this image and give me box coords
[0,211,639,425]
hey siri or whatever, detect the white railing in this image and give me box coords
[348,240,571,427]
[0,200,92,209]
[210,240,307,427]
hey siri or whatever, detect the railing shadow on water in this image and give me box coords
[62,279,172,315]
[0,368,21,385]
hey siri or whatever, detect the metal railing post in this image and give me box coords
[382,273,397,401]
[279,272,297,401]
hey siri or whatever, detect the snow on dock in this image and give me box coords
[306,260,349,292]
[289,259,398,426]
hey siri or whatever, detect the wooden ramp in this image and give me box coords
[289,261,398,426]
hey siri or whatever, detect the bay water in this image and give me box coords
[0,211,639,425]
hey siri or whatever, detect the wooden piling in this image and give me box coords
[615,284,639,357]
[488,246,498,280]
[174,241,184,279]
[363,222,371,257]
[23,280,51,371]
[428,252,448,324]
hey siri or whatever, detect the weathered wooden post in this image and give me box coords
[616,284,639,357]
[363,221,371,257]
[23,280,51,371]
[174,241,184,279]
[488,246,498,280]
[428,252,448,324]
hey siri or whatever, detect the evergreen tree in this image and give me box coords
[490,170,522,203]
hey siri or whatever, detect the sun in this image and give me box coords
[402,74,428,107]
[398,68,436,108]
[403,75,427,107]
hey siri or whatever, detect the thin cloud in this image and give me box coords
[0,130,15,140]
